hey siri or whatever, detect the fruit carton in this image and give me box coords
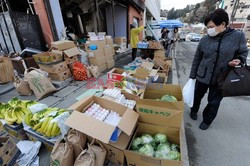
[2,122,27,140]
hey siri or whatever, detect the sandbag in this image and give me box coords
[67,129,87,159]
[74,144,95,166]
[51,138,74,166]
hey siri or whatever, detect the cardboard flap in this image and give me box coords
[68,96,93,110]
[65,111,116,143]
[135,68,150,77]
[149,69,158,77]
[141,62,154,71]
[118,110,139,136]
[64,47,80,57]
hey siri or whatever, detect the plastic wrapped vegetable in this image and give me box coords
[155,150,168,159]
[131,137,143,150]
[160,95,177,102]
[141,134,154,144]
[157,143,171,154]
[138,144,154,157]
[154,133,167,144]
[171,144,180,152]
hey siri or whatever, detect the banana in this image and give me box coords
[40,117,50,133]
[20,107,30,114]
[55,127,61,136]
[46,122,54,137]
[5,111,16,125]
[33,121,43,131]
[18,110,25,118]
[24,113,32,126]
[50,122,58,137]
[42,117,53,134]
[15,111,23,124]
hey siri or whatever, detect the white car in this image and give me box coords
[186,33,202,42]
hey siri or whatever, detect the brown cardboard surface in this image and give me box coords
[51,40,75,51]
[0,137,20,165]
[125,123,182,166]
[154,57,170,71]
[88,40,107,49]
[106,38,114,47]
[105,55,114,61]
[0,57,14,83]
[154,50,166,61]
[136,84,184,129]
[64,56,78,65]
[99,63,107,72]
[64,47,81,58]
[88,49,105,58]
[51,49,63,56]
[104,47,114,57]
[141,62,154,71]
[66,96,139,144]
[103,143,125,165]
[33,52,63,64]
[149,41,162,50]
[114,37,126,45]
[107,60,115,69]
[89,56,106,66]
[38,61,68,74]
[48,69,72,81]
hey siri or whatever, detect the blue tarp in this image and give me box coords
[149,20,184,29]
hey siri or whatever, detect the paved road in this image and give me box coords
[176,41,250,166]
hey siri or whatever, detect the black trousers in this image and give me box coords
[132,48,137,61]
[191,80,223,125]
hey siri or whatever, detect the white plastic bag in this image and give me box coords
[183,79,196,107]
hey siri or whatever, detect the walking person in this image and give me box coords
[189,9,248,130]
[130,22,144,61]
[161,28,170,57]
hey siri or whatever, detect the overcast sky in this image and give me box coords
[161,0,204,10]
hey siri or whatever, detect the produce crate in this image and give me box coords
[2,123,27,140]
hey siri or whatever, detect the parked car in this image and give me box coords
[178,31,190,41]
[186,33,202,42]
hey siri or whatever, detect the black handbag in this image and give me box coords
[218,65,250,97]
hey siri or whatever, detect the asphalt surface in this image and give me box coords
[176,41,250,166]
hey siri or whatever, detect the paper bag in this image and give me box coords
[89,139,107,166]
[14,76,33,96]
[89,66,100,78]
[67,129,87,159]
[74,144,95,166]
[24,68,56,99]
[51,138,74,166]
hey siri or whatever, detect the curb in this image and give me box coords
[172,57,190,166]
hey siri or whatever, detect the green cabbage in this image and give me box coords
[141,134,154,144]
[157,143,171,154]
[160,94,177,102]
[166,151,181,161]
[138,144,154,157]
[154,133,167,144]
[171,144,180,152]
[155,150,168,159]
[131,137,143,150]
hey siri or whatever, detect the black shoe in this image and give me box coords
[199,122,209,130]
[190,112,197,120]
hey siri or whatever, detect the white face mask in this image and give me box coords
[207,27,219,37]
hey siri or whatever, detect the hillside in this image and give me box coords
[165,0,220,24]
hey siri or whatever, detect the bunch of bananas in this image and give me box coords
[25,108,67,138]
[0,98,37,125]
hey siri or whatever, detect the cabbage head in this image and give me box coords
[166,151,181,161]
[138,144,154,157]
[155,150,168,159]
[131,137,143,150]
[141,134,154,144]
[160,94,177,102]
[171,144,180,152]
[157,143,171,154]
[154,133,167,144]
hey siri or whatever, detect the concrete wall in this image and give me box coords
[145,0,161,21]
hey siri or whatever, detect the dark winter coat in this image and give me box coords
[189,28,249,85]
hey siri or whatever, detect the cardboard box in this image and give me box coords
[33,52,63,65]
[154,50,166,61]
[107,60,115,69]
[89,56,106,66]
[0,57,14,83]
[3,123,28,140]
[151,70,168,84]
[136,84,184,129]
[88,49,105,58]
[51,40,75,51]
[106,38,114,47]
[107,68,126,82]
[25,128,55,151]
[24,57,39,68]
[38,61,68,74]
[87,40,107,49]
[125,123,182,166]
[114,37,126,45]
[154,58,170,71]
[99,63,107,72]
[104,47,114,57]
[126,67,153,88]
[149,41,162,49]
[65,96,139,144]
[64,47,81,65]
[105,55,114,61]
[49,69,72,81]
[0,137,21,166]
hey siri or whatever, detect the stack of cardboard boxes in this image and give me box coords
[33,40,82,82]
[85,33,115,72]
